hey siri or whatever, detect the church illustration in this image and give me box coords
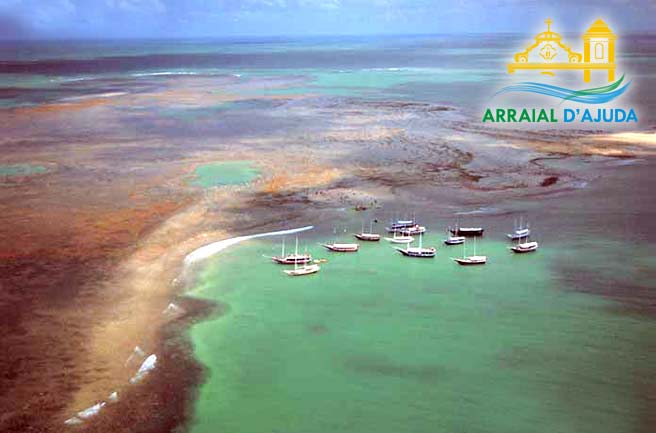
[508,18,616,83]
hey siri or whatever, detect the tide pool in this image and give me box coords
[187,235,651,433]
[0,164,49,177]
[190,161,260,188]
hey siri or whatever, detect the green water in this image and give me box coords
[188,236,651,433]
[237,67,492,98]
[190,161,260,188]
[0,164,48,177]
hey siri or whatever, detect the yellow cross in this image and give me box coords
[545,18,552,32]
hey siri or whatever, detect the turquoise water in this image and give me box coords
[0,164,48,177]
[190,161,260,188]
[188,235,652,433]
[236,67,494,98]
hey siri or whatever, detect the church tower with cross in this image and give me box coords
[507,18,617,83]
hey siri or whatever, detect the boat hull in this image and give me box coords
[453,258,487,265]
[272,256,312,265]
[450,228,484,237]
[444,238,465,245]
[322,244,359,252]
[511,242,538,253]
[384,237,414,244]
[396,247,436,258]
[507,231,531,240]
[354,233,381,241]
[399,228,426,236]
[284,264,321,276]
[511,247,537,253]
[387,220,416,231]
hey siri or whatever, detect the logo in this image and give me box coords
[483,18,638,125]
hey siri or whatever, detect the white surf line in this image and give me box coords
[184,225,314,265]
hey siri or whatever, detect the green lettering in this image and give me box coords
[482,109,494,122]
[519,109,530,122]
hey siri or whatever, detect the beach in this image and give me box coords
[1,36,655,433]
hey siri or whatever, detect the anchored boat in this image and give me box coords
[322,243,359,252]
[511,241,539,253]
[453,236,487,265]
[324,227,359,252]
[384,230,414,244]
[355,220,381,241]
[385,218,417,232]
[271,237,313,264]
[395,233,436,258]
[444,229,466,245]
[507,216,531,240]
[284,238,321,276]
[450,225,484,237]
[399,224,427,236]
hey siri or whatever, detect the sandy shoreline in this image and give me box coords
[61,207,315,427]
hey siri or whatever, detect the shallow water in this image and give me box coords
[0,164,48,177]
[187,228,653,433]
[190,161,260,188]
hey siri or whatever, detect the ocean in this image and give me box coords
[2,35,654,116]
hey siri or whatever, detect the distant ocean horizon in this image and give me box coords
[2,34,655,126]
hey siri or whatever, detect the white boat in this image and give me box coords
[399,225,427,236]
[444,229,466,245]
[285,263,321,276]
[453,236,487,265]
[511,241,539,253]
[395,233,436,258]
[386,218,416,232]
[322,243,359,252]
[284,238,321,276]
[355,220,381,241]
[384,230,414,244]
[507,216,531,240]
[271,237,312,264]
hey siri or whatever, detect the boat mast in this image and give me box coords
[282,237,285,257]
[294,237,299,271]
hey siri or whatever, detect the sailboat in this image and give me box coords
[271,237,313,264]
[284,237,321,276]
[510,232,539,253]
[323,228,360,252]
[384,229,414,244]
[395,232,436,258]
[449,220,484,237]
[354,220,381,241]
[385,218,417,232]
[507,216,531,240]
[399,224,427,236]
[444,228,465,245]
[453,236,487,265]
